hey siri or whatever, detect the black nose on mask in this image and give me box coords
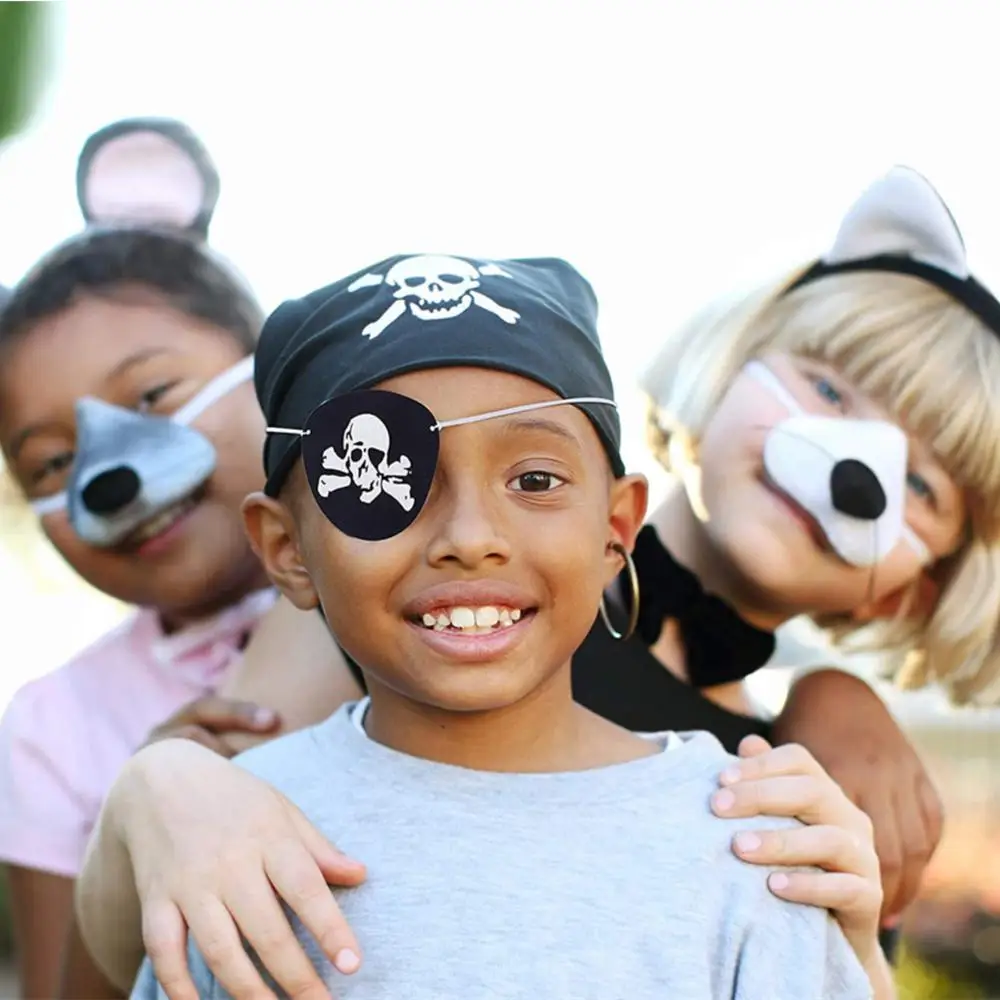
[830,458,887,521]
[80,466,142,515]
[66,396,217,547]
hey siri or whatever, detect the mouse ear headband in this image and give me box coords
[76,117,220,239]
[785,166,1000,335]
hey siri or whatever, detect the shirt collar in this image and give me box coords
[136,588,278,683]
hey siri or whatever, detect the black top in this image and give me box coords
[628,526,775,688]
[571,618,772,754]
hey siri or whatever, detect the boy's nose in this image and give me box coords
[81,465,142,515]
[427,491,511,569]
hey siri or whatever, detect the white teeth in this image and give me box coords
[418,605,526,632]
[449,607,476,629]
[130,499,196,545]
[474,606,500,627]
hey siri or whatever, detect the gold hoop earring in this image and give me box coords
[599,541,640,642]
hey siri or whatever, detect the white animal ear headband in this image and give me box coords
[267,391,617,541]
[786,166,1000,336]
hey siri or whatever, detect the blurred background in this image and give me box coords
[3,1,1000,996]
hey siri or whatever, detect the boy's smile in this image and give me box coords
[403,578,538,664]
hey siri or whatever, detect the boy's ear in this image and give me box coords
[607,473,649,555]
[851,570,940,624]
[241,492,320,611]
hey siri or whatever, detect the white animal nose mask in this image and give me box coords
[744,361,930,567]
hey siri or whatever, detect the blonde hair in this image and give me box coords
[641,267,1000,705]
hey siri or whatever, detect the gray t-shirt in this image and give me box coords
[132,702,871,999]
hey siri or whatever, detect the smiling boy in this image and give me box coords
[131,254,870,999]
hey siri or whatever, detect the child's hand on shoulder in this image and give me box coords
[144,695,282,758]
[119,738,367,999]
[710,736,883,971]
[772,668,943,924]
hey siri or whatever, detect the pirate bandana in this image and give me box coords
[260,254,622,541]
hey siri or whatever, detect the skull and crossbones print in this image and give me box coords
[347,254,522,339]
[317,412,415,510]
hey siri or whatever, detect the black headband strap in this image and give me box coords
[785,254,1000,338]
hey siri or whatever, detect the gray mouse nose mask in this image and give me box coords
[744,361,930,568]
[30,356,254,547]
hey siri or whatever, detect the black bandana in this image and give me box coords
[627,526,776,687]
[257,255,624,538]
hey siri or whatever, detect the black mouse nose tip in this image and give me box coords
[80,466,141,515]
[830,458,887,520]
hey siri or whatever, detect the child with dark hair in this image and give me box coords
[0,226,277,998]
[129,254,871,999]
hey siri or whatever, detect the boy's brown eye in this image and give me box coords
[510,471,564,493]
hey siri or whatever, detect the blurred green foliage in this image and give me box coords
[0,1,48,143]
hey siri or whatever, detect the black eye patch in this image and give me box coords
[300,390,439,541]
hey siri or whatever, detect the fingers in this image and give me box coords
[142,899,200,1000]
[767,869,882,920]
[720,742,823,787]
[861,791,905,923]
[180,697,280,735]
[265,834,363,975]
[712,773,858,830]
[148,724,240,759]
[223,855,337,1000]
[289,804,367,887]
[918,774,944,853]
[878,778,936,920]
[736,734,773,759]
[731,822,875,880]
[184,894,279,1000]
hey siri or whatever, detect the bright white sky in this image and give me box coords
[2,0,999,716]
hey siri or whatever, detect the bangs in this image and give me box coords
[771,274,1000,533]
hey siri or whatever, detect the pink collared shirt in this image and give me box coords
[0,588,276,878]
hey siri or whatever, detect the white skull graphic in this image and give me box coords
[344,413,387,494]
[347,255,522,339]
[388,255,480,321]
[316,412,414,510]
